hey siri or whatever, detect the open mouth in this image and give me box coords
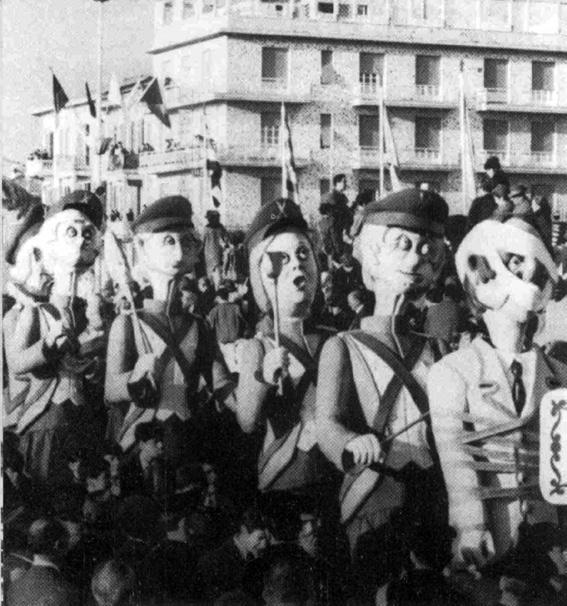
[293,275,307,290]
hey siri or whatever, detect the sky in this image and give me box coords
[2,0,155,167]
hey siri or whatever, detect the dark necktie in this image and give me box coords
[510,360,526,416]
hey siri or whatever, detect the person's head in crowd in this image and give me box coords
[91,560,135,606]
[202,462,218,488]
[358,188,448,303]
[491,171,511,204]
[198,276,212,293]
[49,488,84,550]
[478,173,493,194]
[347,289,366,315]
[245,198,318,322]
[28,518,70,562]
[215,287,230,303]
[262,550,312,606]
[484,155,502,179]
[134,422,164,467]
[318,202,332,216]
[118,495,163,544]
[509,184,532,217]
[132,196,202,293]
[234,507,270,560]
[102,441,122,479]
[339,251,355,270]
[297,504,321,559]
[206,209,221,227]
[456,218,558,325]
[179,276,199,312]
[320,271,333,303]
[84,456,111,500]
[333,173,347,193]
[63,444,90,484]
[354,189,374,209]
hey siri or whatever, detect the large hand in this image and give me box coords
[130,353,161,390]
[44,326,72,356]
[262,347,290,385]
[344,433,382,467]
[457,529,495,569]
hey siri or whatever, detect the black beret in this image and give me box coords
[244,198,308,251]
[47,190,104,229]
[362,188,448,237]
[4,202,44,265]
[484,156,501,171]
[132,195,193,233]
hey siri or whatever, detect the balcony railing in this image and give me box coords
[353,146,446,167]
[414,147,441,162]
[520,151,556,166]
[478,88,509,105]
[261,77,288,91]
[415,84,441,100]
[531,89,557,106]
[483,149,562,169]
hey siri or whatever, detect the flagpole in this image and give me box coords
[329,114,334,185]
[202,105,209,216]
[49,67,60,203]
[378,74,385,198]
[459,60,467,214]
[281,102,286,199]
[94,0,107,188]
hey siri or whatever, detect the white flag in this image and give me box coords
[108,73,122,108]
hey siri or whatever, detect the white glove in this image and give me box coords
[344,433,382,466]
[457,528,495,569]
[262,346,290,385]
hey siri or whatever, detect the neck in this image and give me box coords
[147,272,175,302]
[51,269,78,298]
[373,288,407,320]
[483,311,526,353]
[279,317,305,346]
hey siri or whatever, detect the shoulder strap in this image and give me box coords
[347,331,429,433]
[138,312,194,385]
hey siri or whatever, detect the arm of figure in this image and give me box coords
[104,314,140,402]
[4,306,64,374]
[236,338,272,433]
[427,361,494,566]
[315,335,361,471]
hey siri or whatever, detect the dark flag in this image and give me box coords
[140,78,171,128]
[196,132,223,208]
[53,73,69,114]
[85,81,96,118]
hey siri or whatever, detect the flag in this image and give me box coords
[383,105,403,192]
[53,73,69,113]
[140,77,170,128]
[196,128,223,208]
[85,81,96,118]
[280,103,298,203]
[108,73,122,108]
[98,137,113,155]
[459,60,477,212]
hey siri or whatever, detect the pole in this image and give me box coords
[281,102,286,199]
[93,0,106,188]
[459,61,467,215]
[378,74,385,197]
[202,104,209,216]
[329,114,334,184]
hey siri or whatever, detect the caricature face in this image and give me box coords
[259,230,318,320]
[137,229,201,278]
[44,209,98,271]
[361,225,444,297]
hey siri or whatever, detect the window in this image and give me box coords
[182,0,194,18]
[262,47,288,86]
[163,1,173,25]
[415,116,441,150]
[261,177,281,206]
[532,61,554,91]
[338,3,351,18]
[484,58,508,90]
[531,121,554,153]
[357,5,368,16]
[359,180,378,199]
[320,178,331,196]
[415,55,440,86]
[359,53,383,91]
[321,50,333,85]
[483,119,508,152]
[318,2,334,14]
[320,114,332,149]
[261,112,280,146]
[359,114,379,148]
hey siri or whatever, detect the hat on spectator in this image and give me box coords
[362,188,448,237]
[132,195,193,233]
[47,190,104,229]
[244,197,308,252]
[484,156,501,171]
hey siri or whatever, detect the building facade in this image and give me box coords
[28,0,567,228]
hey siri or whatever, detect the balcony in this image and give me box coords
[353,81,455,108]
[477,88,510,107]
[165,81,309,109]
[481,149,566,173]
[532,90,557,106]
[352,146,455,170]
[217,143,310,167]
[26,157,53,178]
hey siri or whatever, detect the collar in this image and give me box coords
[6,281,50,306]
[33,555,59,571]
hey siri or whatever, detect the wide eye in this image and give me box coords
[66,226,78,238]
[398,234,412,251]
[163,235,176,246]
[419,241,431,256]
[83,228,94,242]
[296,246,310,261]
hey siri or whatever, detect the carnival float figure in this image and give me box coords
[428,217,566,566]
[104,196,234,465]
[4,190,105,484]
[315,190,450,582]
[236,198,335,496]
